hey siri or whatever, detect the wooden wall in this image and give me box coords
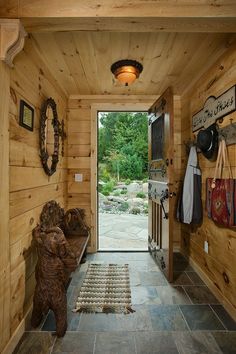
[180,42,236,317]
[67,95,182,252]
[2,35,68,352]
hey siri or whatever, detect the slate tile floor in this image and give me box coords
[14,252,236,354]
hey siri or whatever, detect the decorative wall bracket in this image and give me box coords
[0,19,27,67]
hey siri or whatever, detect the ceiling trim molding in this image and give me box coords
[69,94,159,101]
[21,17,236,34]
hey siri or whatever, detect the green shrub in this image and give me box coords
[142,177,148,183]
[125,179,131,185]
[118,202,129,212]
[131,207,141,215]
[136,192,146,199]
[143,205,149,214]
[101,180,116,196]
[113,190,120,196]
[120,190,127,194]
[99,164,111,182]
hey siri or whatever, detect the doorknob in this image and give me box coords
[169,191,176,198]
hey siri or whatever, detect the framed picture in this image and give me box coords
[19,100,34,131]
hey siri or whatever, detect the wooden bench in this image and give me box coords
[31,200,90,337]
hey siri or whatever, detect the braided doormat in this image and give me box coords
[73,263,135,314]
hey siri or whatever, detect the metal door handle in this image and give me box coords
[160,199,168,219]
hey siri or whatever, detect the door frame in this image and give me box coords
[90,101,156,253]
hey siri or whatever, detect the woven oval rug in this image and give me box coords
[73,263,135,314]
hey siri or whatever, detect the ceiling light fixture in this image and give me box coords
[111,59,143,86]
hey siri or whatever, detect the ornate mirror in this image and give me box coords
[40,98,60,176]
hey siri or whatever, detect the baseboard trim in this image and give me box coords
[187,255,236,322]
[2,304,33,354]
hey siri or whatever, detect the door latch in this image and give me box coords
[160,189,169,219]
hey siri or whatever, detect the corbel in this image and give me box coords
[0,19,27,67]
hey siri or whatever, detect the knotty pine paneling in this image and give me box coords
[180,42,236,317]
[8,35,68,340]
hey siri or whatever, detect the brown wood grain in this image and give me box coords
[180,43,236,318]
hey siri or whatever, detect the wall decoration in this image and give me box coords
[58,119,67,156]
[39,97,60,176]
[19,99,34,131]
[192,85,236,132]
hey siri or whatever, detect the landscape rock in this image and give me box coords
[127,182,142,194]
[107,196,124,203]
[127,197,144,208]
[142,183,148,193]
[99,193,107,202]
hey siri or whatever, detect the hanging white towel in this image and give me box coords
[178,146,203,224]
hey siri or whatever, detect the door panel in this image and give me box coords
[148,88,174,282]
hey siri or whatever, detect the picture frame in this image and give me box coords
[19,99,34,131]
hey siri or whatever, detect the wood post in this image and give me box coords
[0,19,26,353]
[0,60,11,353]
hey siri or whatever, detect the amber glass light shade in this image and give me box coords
[111,60,143,86]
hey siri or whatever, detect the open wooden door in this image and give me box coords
[148,87,175,282]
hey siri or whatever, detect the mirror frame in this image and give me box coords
[40,98,60,176]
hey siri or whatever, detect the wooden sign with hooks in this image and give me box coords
[192,85,236,132]
[218,121,236,146]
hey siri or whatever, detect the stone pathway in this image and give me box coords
[99,213,148,250]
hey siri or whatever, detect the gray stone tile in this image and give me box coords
[67,312,81,331]
[135,332,179,354]
[127,260,160,272]
[148,305,188,331]
[131,286,160,305]
[70,271,86,287]
[180,305,225,330]
[155,285,191,305]
[211,305,236,331]
[41,310,56,332]
[13,332,54,354]
[41,309,81,332]
[115,305,153,331]
[67,286,81,310]
[173,272,193,286]
[212,332,236,354]
[173,332,222,354]
[52,332,95,353]
[187,272,205,285]
[129,271,141,286]
[139,271,168,286]
[78,313,118,332]
[95,332,136,354]
[183,286,220,304]
[174,261,194,272]
[78,305,151,332]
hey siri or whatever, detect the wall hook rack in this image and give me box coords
[218,122,236,146]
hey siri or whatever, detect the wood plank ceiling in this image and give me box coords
[31,32,236,96]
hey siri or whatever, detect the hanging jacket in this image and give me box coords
[177,146,203,224]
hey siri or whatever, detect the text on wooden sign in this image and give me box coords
[192,85,236,132]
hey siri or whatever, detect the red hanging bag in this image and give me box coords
[206,139,236,227]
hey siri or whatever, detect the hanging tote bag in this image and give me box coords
[206,138,236,227]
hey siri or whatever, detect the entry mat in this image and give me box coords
[73,263,135,314]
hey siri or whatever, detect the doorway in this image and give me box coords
[97,111,149,251]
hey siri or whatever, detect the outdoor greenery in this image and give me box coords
[99,112,148,181]
[136,192,146,199]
